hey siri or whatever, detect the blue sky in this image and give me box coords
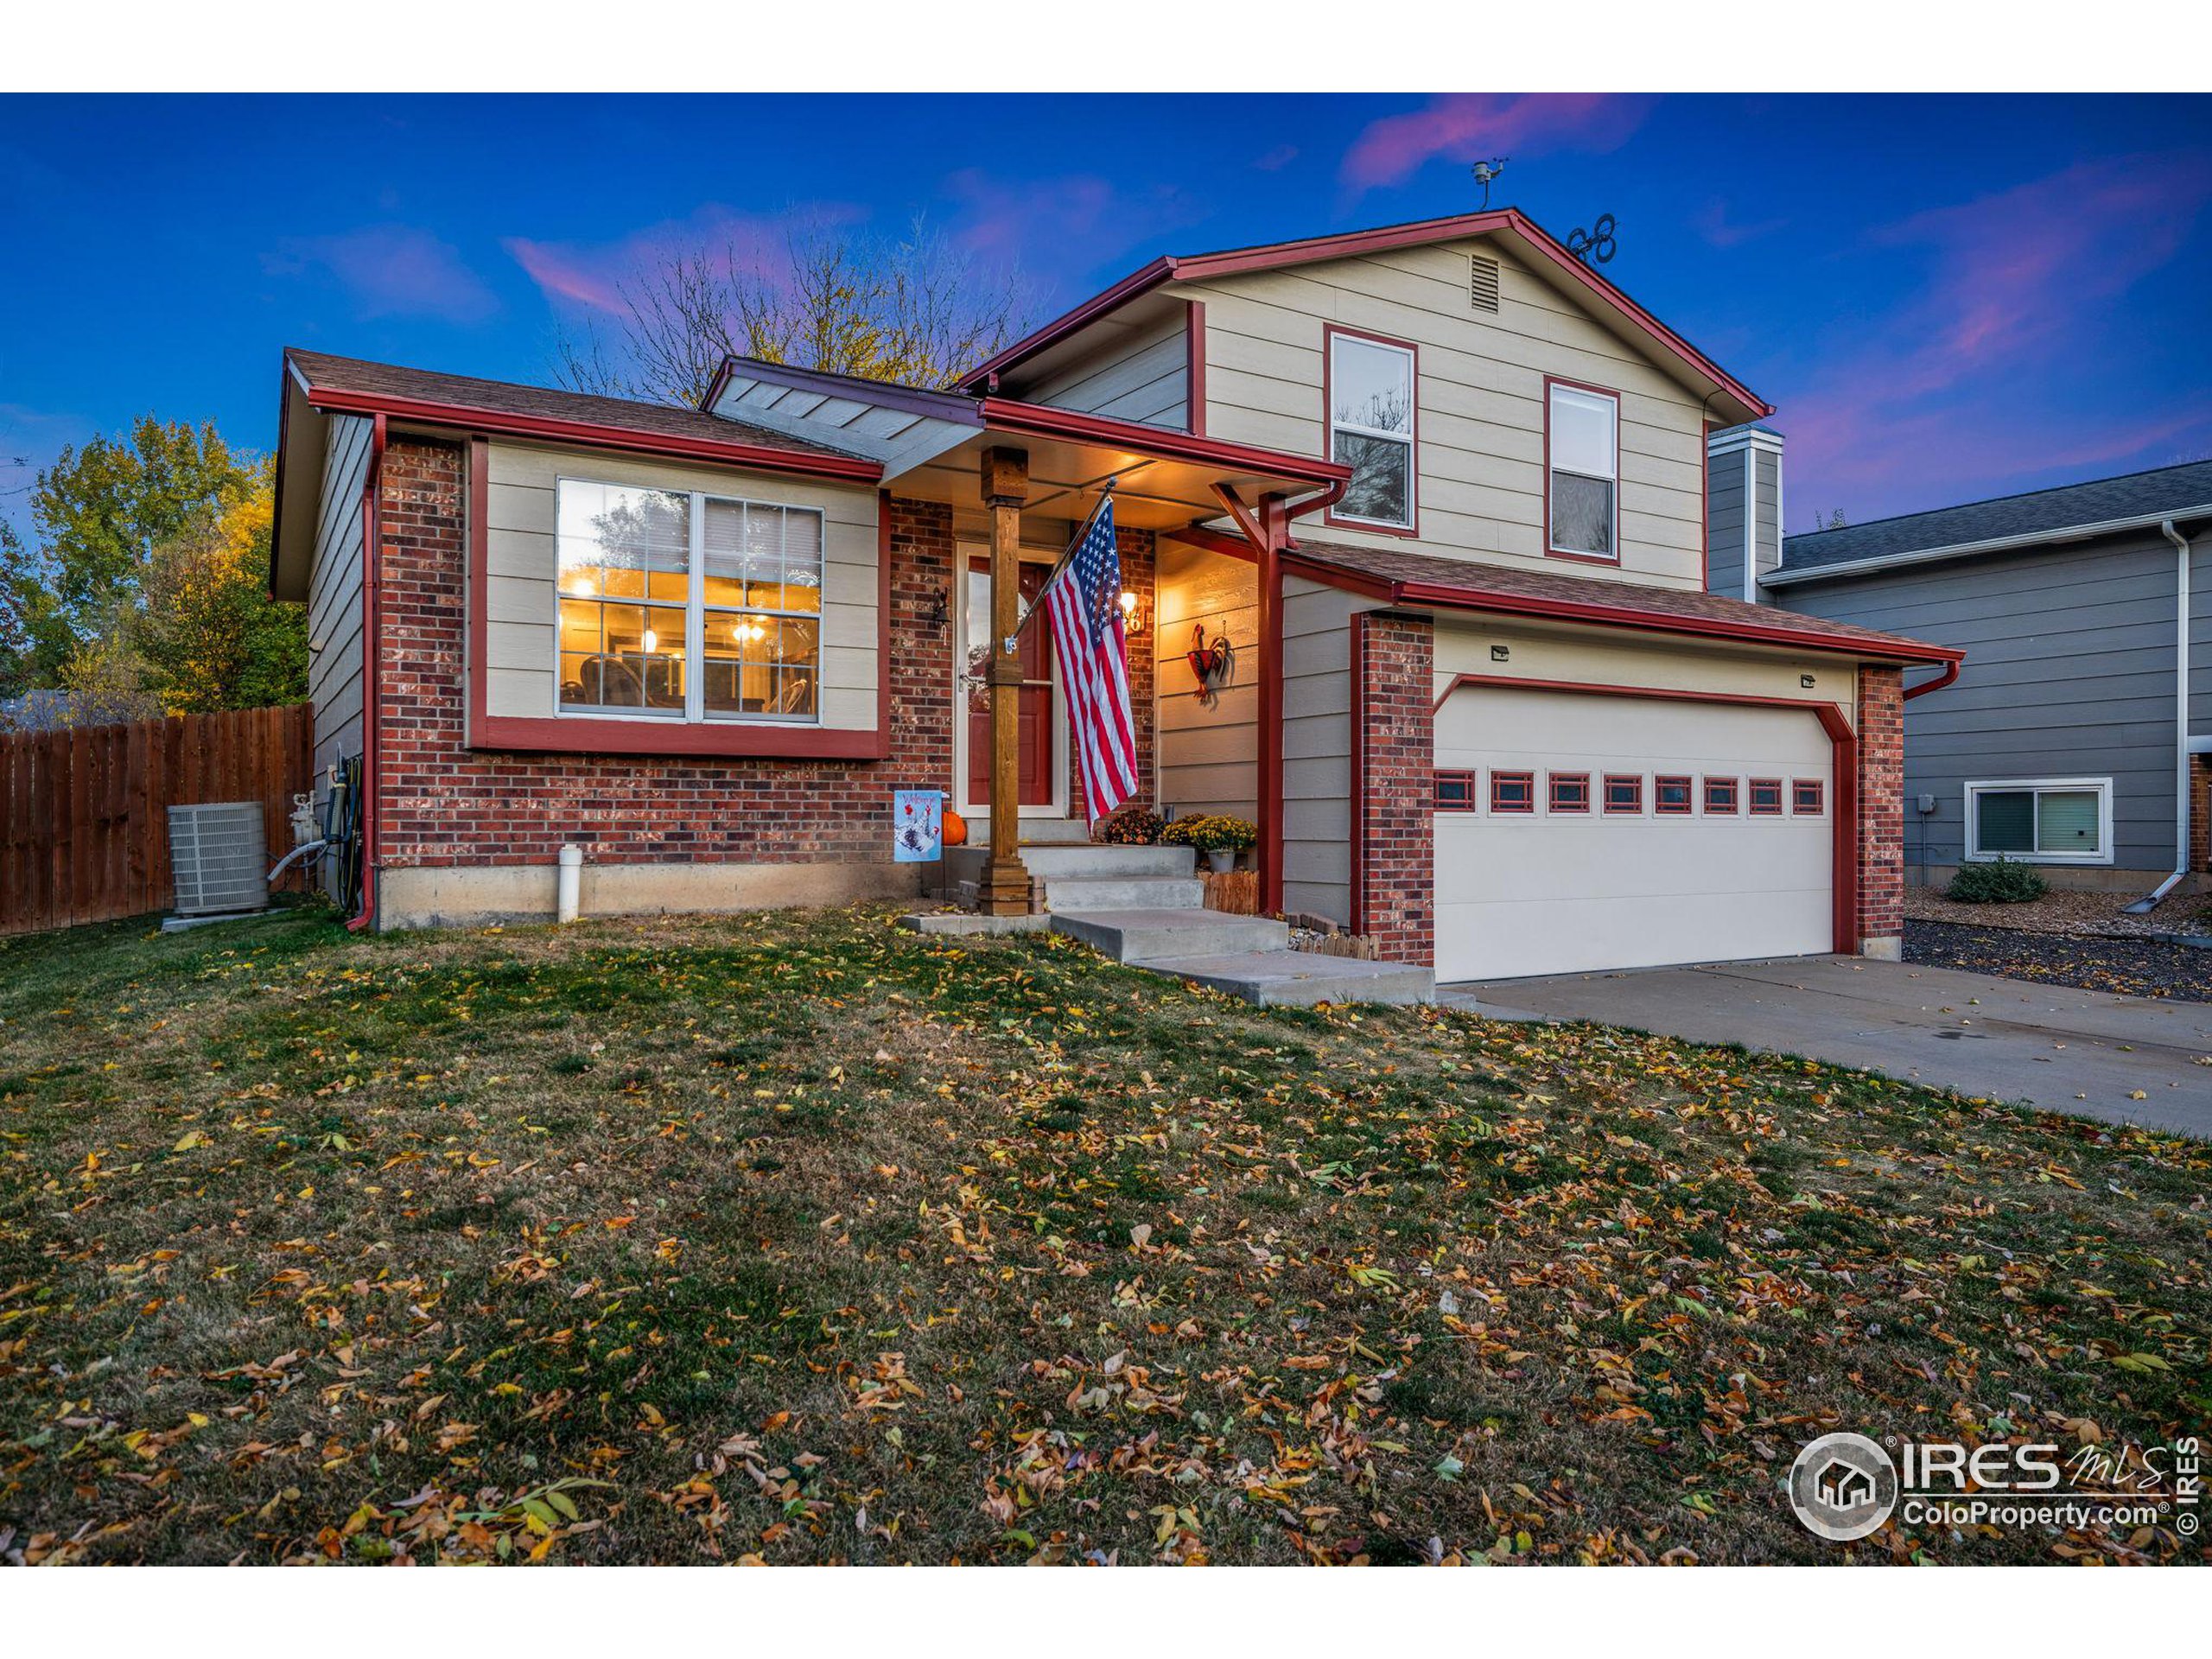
[2,92,2207,538]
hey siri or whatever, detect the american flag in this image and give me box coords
[1039,499,1138,822]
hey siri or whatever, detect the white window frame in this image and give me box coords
[1325,328,1416,531]
[1546,381,1620,562]
[1963,777,2113,866]
[553,475,826,728]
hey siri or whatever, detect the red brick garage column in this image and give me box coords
[1351,612,1434,967]
[1855,664,1904,958]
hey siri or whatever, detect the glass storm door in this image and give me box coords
[960,556,1058,814]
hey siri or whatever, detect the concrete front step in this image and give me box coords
[946,842,1196,886]
[1050,907,1289,963]
[1041,876,1205,912]
[1141,950,1435,1007]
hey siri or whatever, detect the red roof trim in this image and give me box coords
[299,382,884,484]
[957,210,1770,416]
[1281,550,1965,664]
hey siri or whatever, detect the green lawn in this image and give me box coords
[0,904,2203,1565]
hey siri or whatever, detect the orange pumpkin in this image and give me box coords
[941,809,968,847]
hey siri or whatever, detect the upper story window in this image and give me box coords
[1547,381,1618,561]
[556,478,823,723]
[1327,328,1415,531]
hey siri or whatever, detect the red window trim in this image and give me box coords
[1543,375,1622,567]
[1490,769,1535,813]
[1703,775,1739,814]
[1655,773,1694,814]
[1794,778,1826,815]
[1749,777,1785,816]
[1603,772,1643,814]
[1548,771,1591,813]
[1434,768,1478,811]
[1321,323,1420,539]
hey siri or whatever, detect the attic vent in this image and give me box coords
[168,802,269,917]
[1468,252,1501,313]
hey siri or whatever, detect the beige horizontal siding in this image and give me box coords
[1278,575,1377,925]
[1173,236,1710,589]
[1014,308,1188,430]
[1152,538,1257,819]
[481,441,879,728]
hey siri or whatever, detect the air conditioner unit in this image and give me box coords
[168,802,270,918]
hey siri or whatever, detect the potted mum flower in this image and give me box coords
[1163,813,1258,874]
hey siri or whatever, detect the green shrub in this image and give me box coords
[1160,814,1258,854]
[1945,857,2048,904]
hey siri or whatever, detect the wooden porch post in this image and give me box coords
[978,446,1032,914]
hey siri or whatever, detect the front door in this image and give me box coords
[957,553,1063,817]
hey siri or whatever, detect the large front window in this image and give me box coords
[556,478,823,721]
[1967,779,2110,864]
[1548,381,1618,560]
[1328,329,1415,530]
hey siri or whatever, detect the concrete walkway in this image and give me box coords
[1438,956,2212,1138]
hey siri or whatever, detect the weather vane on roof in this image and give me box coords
[1566,213,1618,266]
[1470,158,1509,210]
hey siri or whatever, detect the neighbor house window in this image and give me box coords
[1967,779,2112,864]
[1548,772,1591,813]
[557,479,824,722]
[1491,771,1535,813]
[1603,774,1643,814]
[1547,381,1618,560]
[1327,329,1415,531]
[1434,770,1478,811]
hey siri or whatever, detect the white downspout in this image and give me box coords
[2127,518,2193,912]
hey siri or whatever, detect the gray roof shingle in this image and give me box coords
[1778,458,2212,576]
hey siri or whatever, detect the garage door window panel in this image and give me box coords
[1434,770,1478,811]
[1749,779,1784,816]
[1794,779,1825,815]
[1655,775,1693,814]
[1548,772,1591,813]
[1703,777,1738,814]
[1604,774,1643,814]
[1491,771,1535,813]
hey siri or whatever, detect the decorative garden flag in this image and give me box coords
[893,789,943,861]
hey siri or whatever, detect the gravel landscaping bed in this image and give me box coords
[1905,918,2212,1003]
[1904,886,2212,938]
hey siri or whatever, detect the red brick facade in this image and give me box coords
[2190,753,2210,876]
[1351,612,1435,966]
[371,438,958,887]
[1853,664,1905,947]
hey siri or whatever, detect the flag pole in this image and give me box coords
[1002,478,1116,654]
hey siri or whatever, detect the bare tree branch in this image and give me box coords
[554,214,1036,407]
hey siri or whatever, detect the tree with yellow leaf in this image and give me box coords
[133,461,306,713]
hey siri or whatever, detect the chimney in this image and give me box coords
[1705,425,1784,603]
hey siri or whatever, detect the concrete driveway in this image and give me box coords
[1438,956,2212,1138]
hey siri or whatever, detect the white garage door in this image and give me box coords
[1434,684,1834,982]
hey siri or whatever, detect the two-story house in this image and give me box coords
[270,208,1955,981]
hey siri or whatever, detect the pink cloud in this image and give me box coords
[502,203,868,316]
[265,224,499,325]
[1340,94,1650,193]
[1777,151,2212,523]
[1253,144,1299,172]
[939,169,1208,274]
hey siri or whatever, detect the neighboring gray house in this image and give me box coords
[1707,443,2212,898]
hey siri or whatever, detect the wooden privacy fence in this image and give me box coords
[1,704,313,936]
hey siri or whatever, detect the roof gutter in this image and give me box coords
[2127,518,2196,914]
[1291,556,1964,665]
[300,384,885,485]
[1765,504,2212,588]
